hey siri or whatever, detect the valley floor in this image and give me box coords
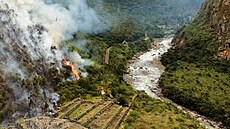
[0,39,224,129]
[124,38,223,129]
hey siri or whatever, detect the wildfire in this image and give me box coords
[51,46,80,80]
[61,55,80,80]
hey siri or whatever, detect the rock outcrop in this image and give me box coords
[206,0,230,59]
[173,0,230,60]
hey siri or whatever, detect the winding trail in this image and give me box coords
[124,38,224,129]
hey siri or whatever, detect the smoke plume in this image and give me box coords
[0,0,107,122]
[16,0,107,46]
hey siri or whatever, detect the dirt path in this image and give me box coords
[105,47,112,64]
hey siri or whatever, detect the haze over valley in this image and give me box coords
[0,0,229,129]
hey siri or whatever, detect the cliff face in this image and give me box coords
[209,0,230,59]
[173,0,230,59]
[209,0,230,38]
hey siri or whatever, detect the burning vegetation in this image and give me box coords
[51,46,81,80]
[61,55,81,80]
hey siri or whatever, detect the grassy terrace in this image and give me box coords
[55,98,132,129]
[106,107,129,129]
[68,102,94,121]
[57,100,82,119]
[88,104,122,129]
[78,101,113,124]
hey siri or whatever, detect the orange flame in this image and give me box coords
[62,56,80,80]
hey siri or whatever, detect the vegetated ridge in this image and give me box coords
[160,0,230,128]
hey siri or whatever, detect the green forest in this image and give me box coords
[160,2,230,127]
[89,0,204,38]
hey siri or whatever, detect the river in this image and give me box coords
[124,38,223,129]
[124,38,172,98]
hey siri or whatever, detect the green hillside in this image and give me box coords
[160,0,230,127]
[89,0,204,39]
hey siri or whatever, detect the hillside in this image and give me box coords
[0,0,207,128]
[160,0,230,127]
[103,0,203,26]
[88,0,204,39]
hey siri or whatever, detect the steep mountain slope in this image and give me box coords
[89,0,204,39]
[102,0,203,24]
[0,2,59,122]
[105,0,203,26]
[0,0,205,127]
[0,0,106,123]
[160,0,230,127]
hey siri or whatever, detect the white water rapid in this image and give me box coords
[126,38,172,98]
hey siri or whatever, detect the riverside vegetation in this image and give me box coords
[54,33,205,129]
[160,0,230,127]
[32,0,204,110]
[0,0,208,128]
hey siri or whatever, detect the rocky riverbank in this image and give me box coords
[124,38,224,129]
[124,38,172,98]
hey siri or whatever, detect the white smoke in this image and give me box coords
[13,0,106,46]
[0,0,107,121]
[68,51,93,77]
[3,59,27,79]
[0,0,107,77]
